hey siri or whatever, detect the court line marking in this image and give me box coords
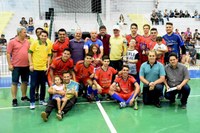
[96,101,117,133]
[0,101,116,110]
[0,94,200,110]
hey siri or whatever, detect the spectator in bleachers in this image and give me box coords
[169,10,174,18]
[27,17,34,34]
[0,34,7,54]
[184,10,191,18]
[192,10,198,18]
[6,27,30,107]
[97,25,111,57]
[19,17,28,28]
[43,22,49,33]
[150,10,159,25]
[69,29,85,65]
[0,34,7,46]
[193,29,200,46]
[119,14,125,25]
[180,32,186,42]
[157,10,164,25]
[174,9,180,18]
[184,27,192,45]
[164,9,169,21]
[52,28,69,58]
[175,29,180,35]
[179,10,185,18]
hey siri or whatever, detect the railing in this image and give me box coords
[97,13,104,26]
[0,46,11,77]
[48,13,54,39]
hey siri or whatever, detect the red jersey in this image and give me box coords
[52,38,69,57]
[126,34,143,50]
[74,60,94,80]
[50,56,74,76]
[95,66,117,88]
[114,75,136,94]
[150,39,166,64]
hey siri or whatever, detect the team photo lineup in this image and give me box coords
[6,20,195,122]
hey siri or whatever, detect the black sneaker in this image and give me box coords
[21,96,30,101]
[12,99,18,107]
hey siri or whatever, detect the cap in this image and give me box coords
[113,25,120,30]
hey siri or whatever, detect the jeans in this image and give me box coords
[165,84,190,105]
[30,70,46,103]
[143,84,164,105]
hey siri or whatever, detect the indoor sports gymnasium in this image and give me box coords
[0,0,200,133]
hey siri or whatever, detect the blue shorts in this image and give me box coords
[52,94,64,100]
[12,67,29,85]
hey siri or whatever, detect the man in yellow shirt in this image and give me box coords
[28,30,52,109]
[109,25,127,71]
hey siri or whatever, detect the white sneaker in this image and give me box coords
[119,102,126,109]
[30,102,35,109]
[39,101,47,106]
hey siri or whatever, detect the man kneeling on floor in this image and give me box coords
[109,65,140,109]
[41,71,79,121]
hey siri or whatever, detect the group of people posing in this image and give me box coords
[6,22,191,121]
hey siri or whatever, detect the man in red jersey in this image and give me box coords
[48,48,74,86]
[74,52,95,101]
[52,28,69,58]
[126,23,143,83]
[93,55,118,96]
[109,65,140,109]
[142,24,151,39]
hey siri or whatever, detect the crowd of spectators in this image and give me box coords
[151,9,200,25]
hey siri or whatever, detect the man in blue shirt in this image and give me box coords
[163,22,186,63]
[84,30,104,58]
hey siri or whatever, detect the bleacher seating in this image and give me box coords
[0,12,13,35]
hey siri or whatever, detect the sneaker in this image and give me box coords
[12,99,18,107]
[41,111,48,122]
[119,102,126,109]
[39,101,47,106]
[56,113,63,121]
[30,102,35,109]
[21,96,30,101]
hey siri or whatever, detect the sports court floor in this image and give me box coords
[0,78,200,133]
